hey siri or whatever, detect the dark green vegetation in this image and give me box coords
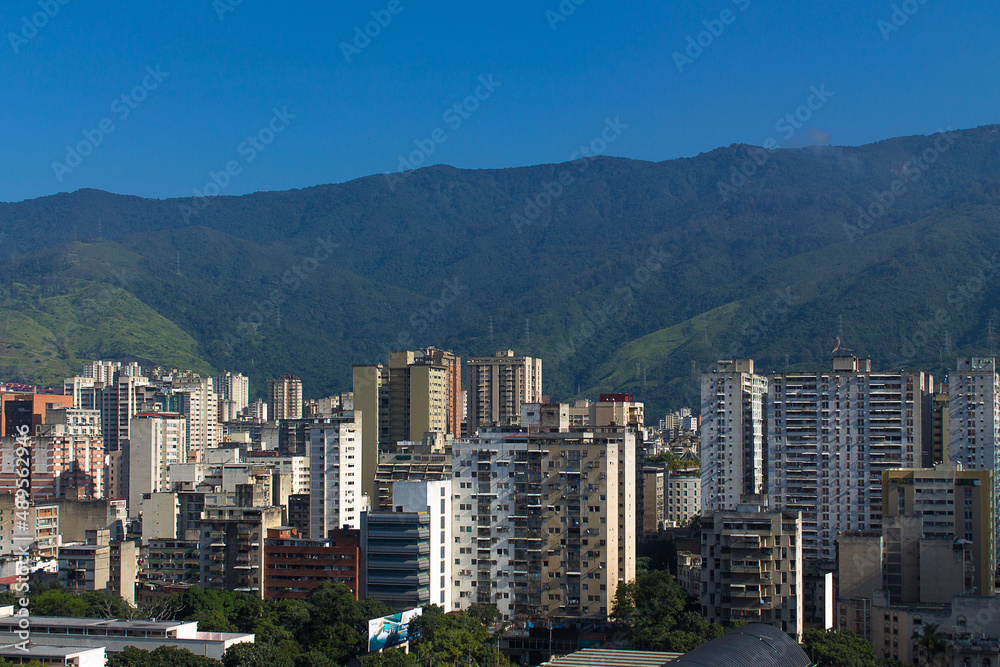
[2,126,1000,413]
[803,628,912,667]
[0,583,509,666]
[610,569,727,651]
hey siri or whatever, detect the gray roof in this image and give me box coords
[540,648,683,667]
[666,624,811,667]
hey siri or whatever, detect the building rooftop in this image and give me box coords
[666,624,811,666]
[540,648,682,667]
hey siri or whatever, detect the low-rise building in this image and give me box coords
[0,610,253,660]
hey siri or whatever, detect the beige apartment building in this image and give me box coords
[883,464,994,597]
[451,429,635,623]
[466,350,542,431]
[354,349,456,498]
[267,374,303,420]
[700,500,804,640]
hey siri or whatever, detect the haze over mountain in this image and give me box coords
[1,125,999,415]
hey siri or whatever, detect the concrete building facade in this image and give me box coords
[701,359,767,514]
[309,414,362,538]
[466,350,542,431]
[451,430,636,623]
[767,354,930,562]
[700,501,804,640]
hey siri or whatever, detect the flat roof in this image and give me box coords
[0,616,192,631]
[0,643,104,657]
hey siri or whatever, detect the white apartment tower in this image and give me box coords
[128,413,187,518]
[466,350,543,431]
[215,371,250,414]
[175,375,218,455]
[767,353,929,562]
[309,414,362,539]
[701,359,767,513]
[391,479,454,611]
[948,357,1000,565]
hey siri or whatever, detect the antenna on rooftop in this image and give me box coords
[837,314,844,341]
[489,316,495,346]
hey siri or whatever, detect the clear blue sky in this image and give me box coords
[2,0,998,202]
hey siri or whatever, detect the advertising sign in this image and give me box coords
[367,607,423,653]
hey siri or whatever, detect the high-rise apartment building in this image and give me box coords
[701,359,767,513]
[268,374,303,420]
[422,348,462,438]
[215,371,250,415]
[466,350,542,431]
[949,357,1000,566]
[309,414,362,539]
[174,375,218,455]
[0,407,103,500]
[353,349,458,498]
[882,464,995,597]
[388,479,453,611]
[931,383,949,465]
[700,500,804,640]
[451,429,636,622]
[767,354,930,562]
[128,413,187,518]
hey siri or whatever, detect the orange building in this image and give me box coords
[0,393,73,437]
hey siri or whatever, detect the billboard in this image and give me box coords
[367,607,423,653]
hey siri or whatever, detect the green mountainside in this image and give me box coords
[1,125,999,415]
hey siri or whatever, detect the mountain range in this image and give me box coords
[1,124,999,416]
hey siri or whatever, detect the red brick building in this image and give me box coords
[263,527,360,600]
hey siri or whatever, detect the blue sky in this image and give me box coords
[2,0,997,202]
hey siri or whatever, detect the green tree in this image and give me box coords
[106,645,219,667]
[610,569,724,652]
[803,628,879,667]
[30,586,89,617]
[358,650,417,667]
[409,605,512,667]
[222,642,293,667]
[912,623,952,667]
